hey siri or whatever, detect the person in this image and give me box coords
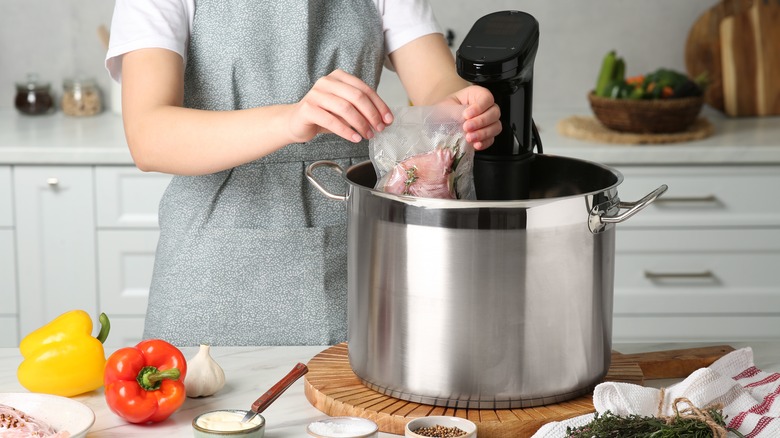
[105,0,501,346]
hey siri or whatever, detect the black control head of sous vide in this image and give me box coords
[455,10,540,84]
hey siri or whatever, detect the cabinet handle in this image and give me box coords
[644,270,715,279]
[46,177,60,187]
[653,195,719,204]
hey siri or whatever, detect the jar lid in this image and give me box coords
[63,77,97,89]
[16,74,51,92]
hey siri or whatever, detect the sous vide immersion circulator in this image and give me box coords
[456,10,542,200]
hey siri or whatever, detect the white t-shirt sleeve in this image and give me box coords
[376,0,442,66]
[105,0,193,82]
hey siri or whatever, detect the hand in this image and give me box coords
[445,85,501,150]
[287,69,393,144]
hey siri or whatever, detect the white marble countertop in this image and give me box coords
[1,108,779,166]
[1,342,779,437]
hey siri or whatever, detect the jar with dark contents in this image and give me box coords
[62,77,103,117]
[14,74,55,115]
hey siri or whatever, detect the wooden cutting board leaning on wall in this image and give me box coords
[685,0,752,111]
[686,0,780,116]
[720,0,780,116]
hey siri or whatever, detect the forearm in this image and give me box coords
[121,48,304,175]
[389,33,472,106]
[122,49,390,175]
[124,103,297,175]
[391,34,502,150]
[412,73,472,107]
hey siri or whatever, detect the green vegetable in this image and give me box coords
[644,68,690,89]
[565,408,744,438]
[595,50,617,97]
[606,81,635,99]
[593,53,706,100]
[613,57,625,83]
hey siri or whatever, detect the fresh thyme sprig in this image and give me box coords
[566,408,745,438]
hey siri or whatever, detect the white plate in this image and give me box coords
[0,392,95,438]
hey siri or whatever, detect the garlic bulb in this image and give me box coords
[184,344,226,398]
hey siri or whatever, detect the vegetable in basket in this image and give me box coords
[594,50,707,100]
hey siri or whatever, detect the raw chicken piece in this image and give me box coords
[382,146,456,198]
[0,404,70,437]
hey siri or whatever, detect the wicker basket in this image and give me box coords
[588,92,704,134]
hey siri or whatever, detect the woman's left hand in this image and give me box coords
[445,85,502,150]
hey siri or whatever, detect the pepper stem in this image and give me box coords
[136,366,181,391]
[96,312,111,344]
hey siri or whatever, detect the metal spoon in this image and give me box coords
[241,362,309,424]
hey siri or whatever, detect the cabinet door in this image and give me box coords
[14,166,97,338]
[97,229,159,315]
[1,167,18,347]
[617,165,780,228]
[95,167,171,228]
[0,166,12,227]
[612,228,780,342]
[102,317,145,347]
[613,315,780,343]
[0,230,18,347]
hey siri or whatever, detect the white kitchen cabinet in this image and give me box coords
[96,230,159,346]
[611,165,780,342]
[94,166,170,346]
[5,164,171,347]
[95,166,170,229]
[0,230,18,347]
[13,166,98,339]
[615,166,780,228]
[0,166,12,227]
[0,166,18,347]
[97,231,159,315]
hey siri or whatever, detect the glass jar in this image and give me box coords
[14,74,55,115]
[62,77,103,117]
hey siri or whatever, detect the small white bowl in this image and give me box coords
[405,416,477,438]
[192,410,265,437]
[307,416,379,438]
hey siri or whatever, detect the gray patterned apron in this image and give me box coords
[143,0,384,346]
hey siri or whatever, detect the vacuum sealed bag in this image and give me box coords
[369,105,474,199]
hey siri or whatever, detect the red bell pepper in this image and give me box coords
[104,339,188,424]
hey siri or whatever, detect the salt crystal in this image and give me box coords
[308,418,376,437]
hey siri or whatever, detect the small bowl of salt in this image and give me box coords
[307,416,379,438]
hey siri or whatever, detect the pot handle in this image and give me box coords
[305,160,347,201]
[589,184,668,233]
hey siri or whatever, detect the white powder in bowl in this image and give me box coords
[307,417,377,437]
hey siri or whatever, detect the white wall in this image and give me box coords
[379,0,719,110]
[2,0,115,111]
[1,0,717,112]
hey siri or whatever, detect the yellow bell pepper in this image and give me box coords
[17,310,111,397]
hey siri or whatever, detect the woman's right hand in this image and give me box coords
[287,69,394,143]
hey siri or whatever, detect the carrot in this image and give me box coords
[626,75,644,86]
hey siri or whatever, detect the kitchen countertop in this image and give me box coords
[1,342,779,437]
[1,108,779,166]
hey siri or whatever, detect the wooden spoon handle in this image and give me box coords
[250,362,309,413]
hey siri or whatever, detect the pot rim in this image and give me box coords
[342,153,625,209]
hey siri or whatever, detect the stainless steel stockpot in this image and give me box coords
[306,154,666,409]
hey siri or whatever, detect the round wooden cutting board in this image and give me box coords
[303,343,645,437]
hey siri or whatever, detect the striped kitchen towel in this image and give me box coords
[532,347,780,437]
